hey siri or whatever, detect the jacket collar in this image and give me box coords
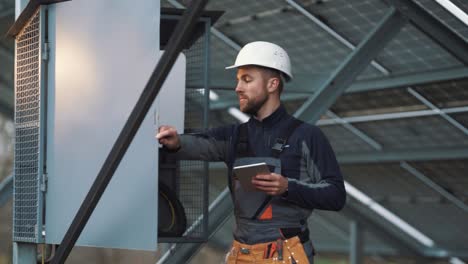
[249,104,288,128]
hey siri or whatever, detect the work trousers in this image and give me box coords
[225,236,314,264]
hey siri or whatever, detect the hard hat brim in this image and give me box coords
[225,63,292,81]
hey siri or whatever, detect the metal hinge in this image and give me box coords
[42,225,46,238]
[40,172,48,192]
[42,42,49,62]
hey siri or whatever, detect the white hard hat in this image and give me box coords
[226,41,293,80]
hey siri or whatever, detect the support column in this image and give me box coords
[13,242,37,264]
[350,221,364,264]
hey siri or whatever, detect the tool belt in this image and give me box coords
[281,227,310,244]
[225,236,309,264]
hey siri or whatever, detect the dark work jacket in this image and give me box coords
[174,105,346,243]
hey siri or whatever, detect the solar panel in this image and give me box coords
[413,78,468,109]
[409,159,468,201]
[414,0,468,42]
[452,112,468,129]
[207,0,285,27]
[374,24,463,75]
[298,0,390,79]
[330,87,427,117]
[221,8,351,75]
[342,163,441,198]
[320,125,377,153]
[354,115,468,150]
[384,203,468,249]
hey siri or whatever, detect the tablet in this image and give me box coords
[233,162,271,191]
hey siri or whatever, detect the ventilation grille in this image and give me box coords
[13,8,42,243]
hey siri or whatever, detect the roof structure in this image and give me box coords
[1,0,467,262]
[160,0,468,262]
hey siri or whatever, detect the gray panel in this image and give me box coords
[384,203,468,251]
[414,78,468,109]
[297,0,389,79]
[44,0,162,251]
[342,163,442,199]
[374,24,463,74]
[206,0,285,27]
[452,112,468,128]
[209,36,239,78]
[299,0,390,46]
[414,0,468,42]
[353,115,468,150]
[13,7,43,243]
[409,159,468,202]
[330,87,427,117]
[221,8,351,75]
[320,125,376,153]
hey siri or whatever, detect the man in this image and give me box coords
[157,41,346,264]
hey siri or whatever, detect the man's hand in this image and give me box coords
[156,125,181,151]
[251,173,288,196]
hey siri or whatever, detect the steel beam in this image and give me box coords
[327,110,382,150]
[285,0,390,75]
[346,67,468,94]
[424,248,468,259]
[208,66,468,94]
[167,0,242,52]
[293,8,406,121]
[0,174,13,207]
[338,147,468,164]
[434,0,468,27]
[400,162,468,213]
[407,87,468,136]
[386,0,468,66]
[209,67,468,111]
[342,202,425,256]
[350,221,364,264]
[318,106,468,126]
[210,27,242,50]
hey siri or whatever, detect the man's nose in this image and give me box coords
[235,81,243,93]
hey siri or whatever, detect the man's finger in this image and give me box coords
[156,129,172,139]
[252,179,278,187]
[254,173,275,181]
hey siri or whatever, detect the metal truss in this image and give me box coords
[400,162,468,213]
[160,0,468,262]
[338,146,468,164]
[386,0,468,66]
[326,110,383,150]
[293,7,405,121]
[285,0,390,75]
[407,87,468,136]
[318,105,468,125]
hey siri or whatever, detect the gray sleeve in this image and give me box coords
[171,134,229,162]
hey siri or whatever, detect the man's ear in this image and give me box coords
[267,77,280,93]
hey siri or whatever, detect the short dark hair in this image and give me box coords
[258,66,284,94]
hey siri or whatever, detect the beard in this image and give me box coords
[239,93,269,116]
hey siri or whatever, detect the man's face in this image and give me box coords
[235,66,269,116]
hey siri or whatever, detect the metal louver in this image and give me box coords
[13,7,46,243]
